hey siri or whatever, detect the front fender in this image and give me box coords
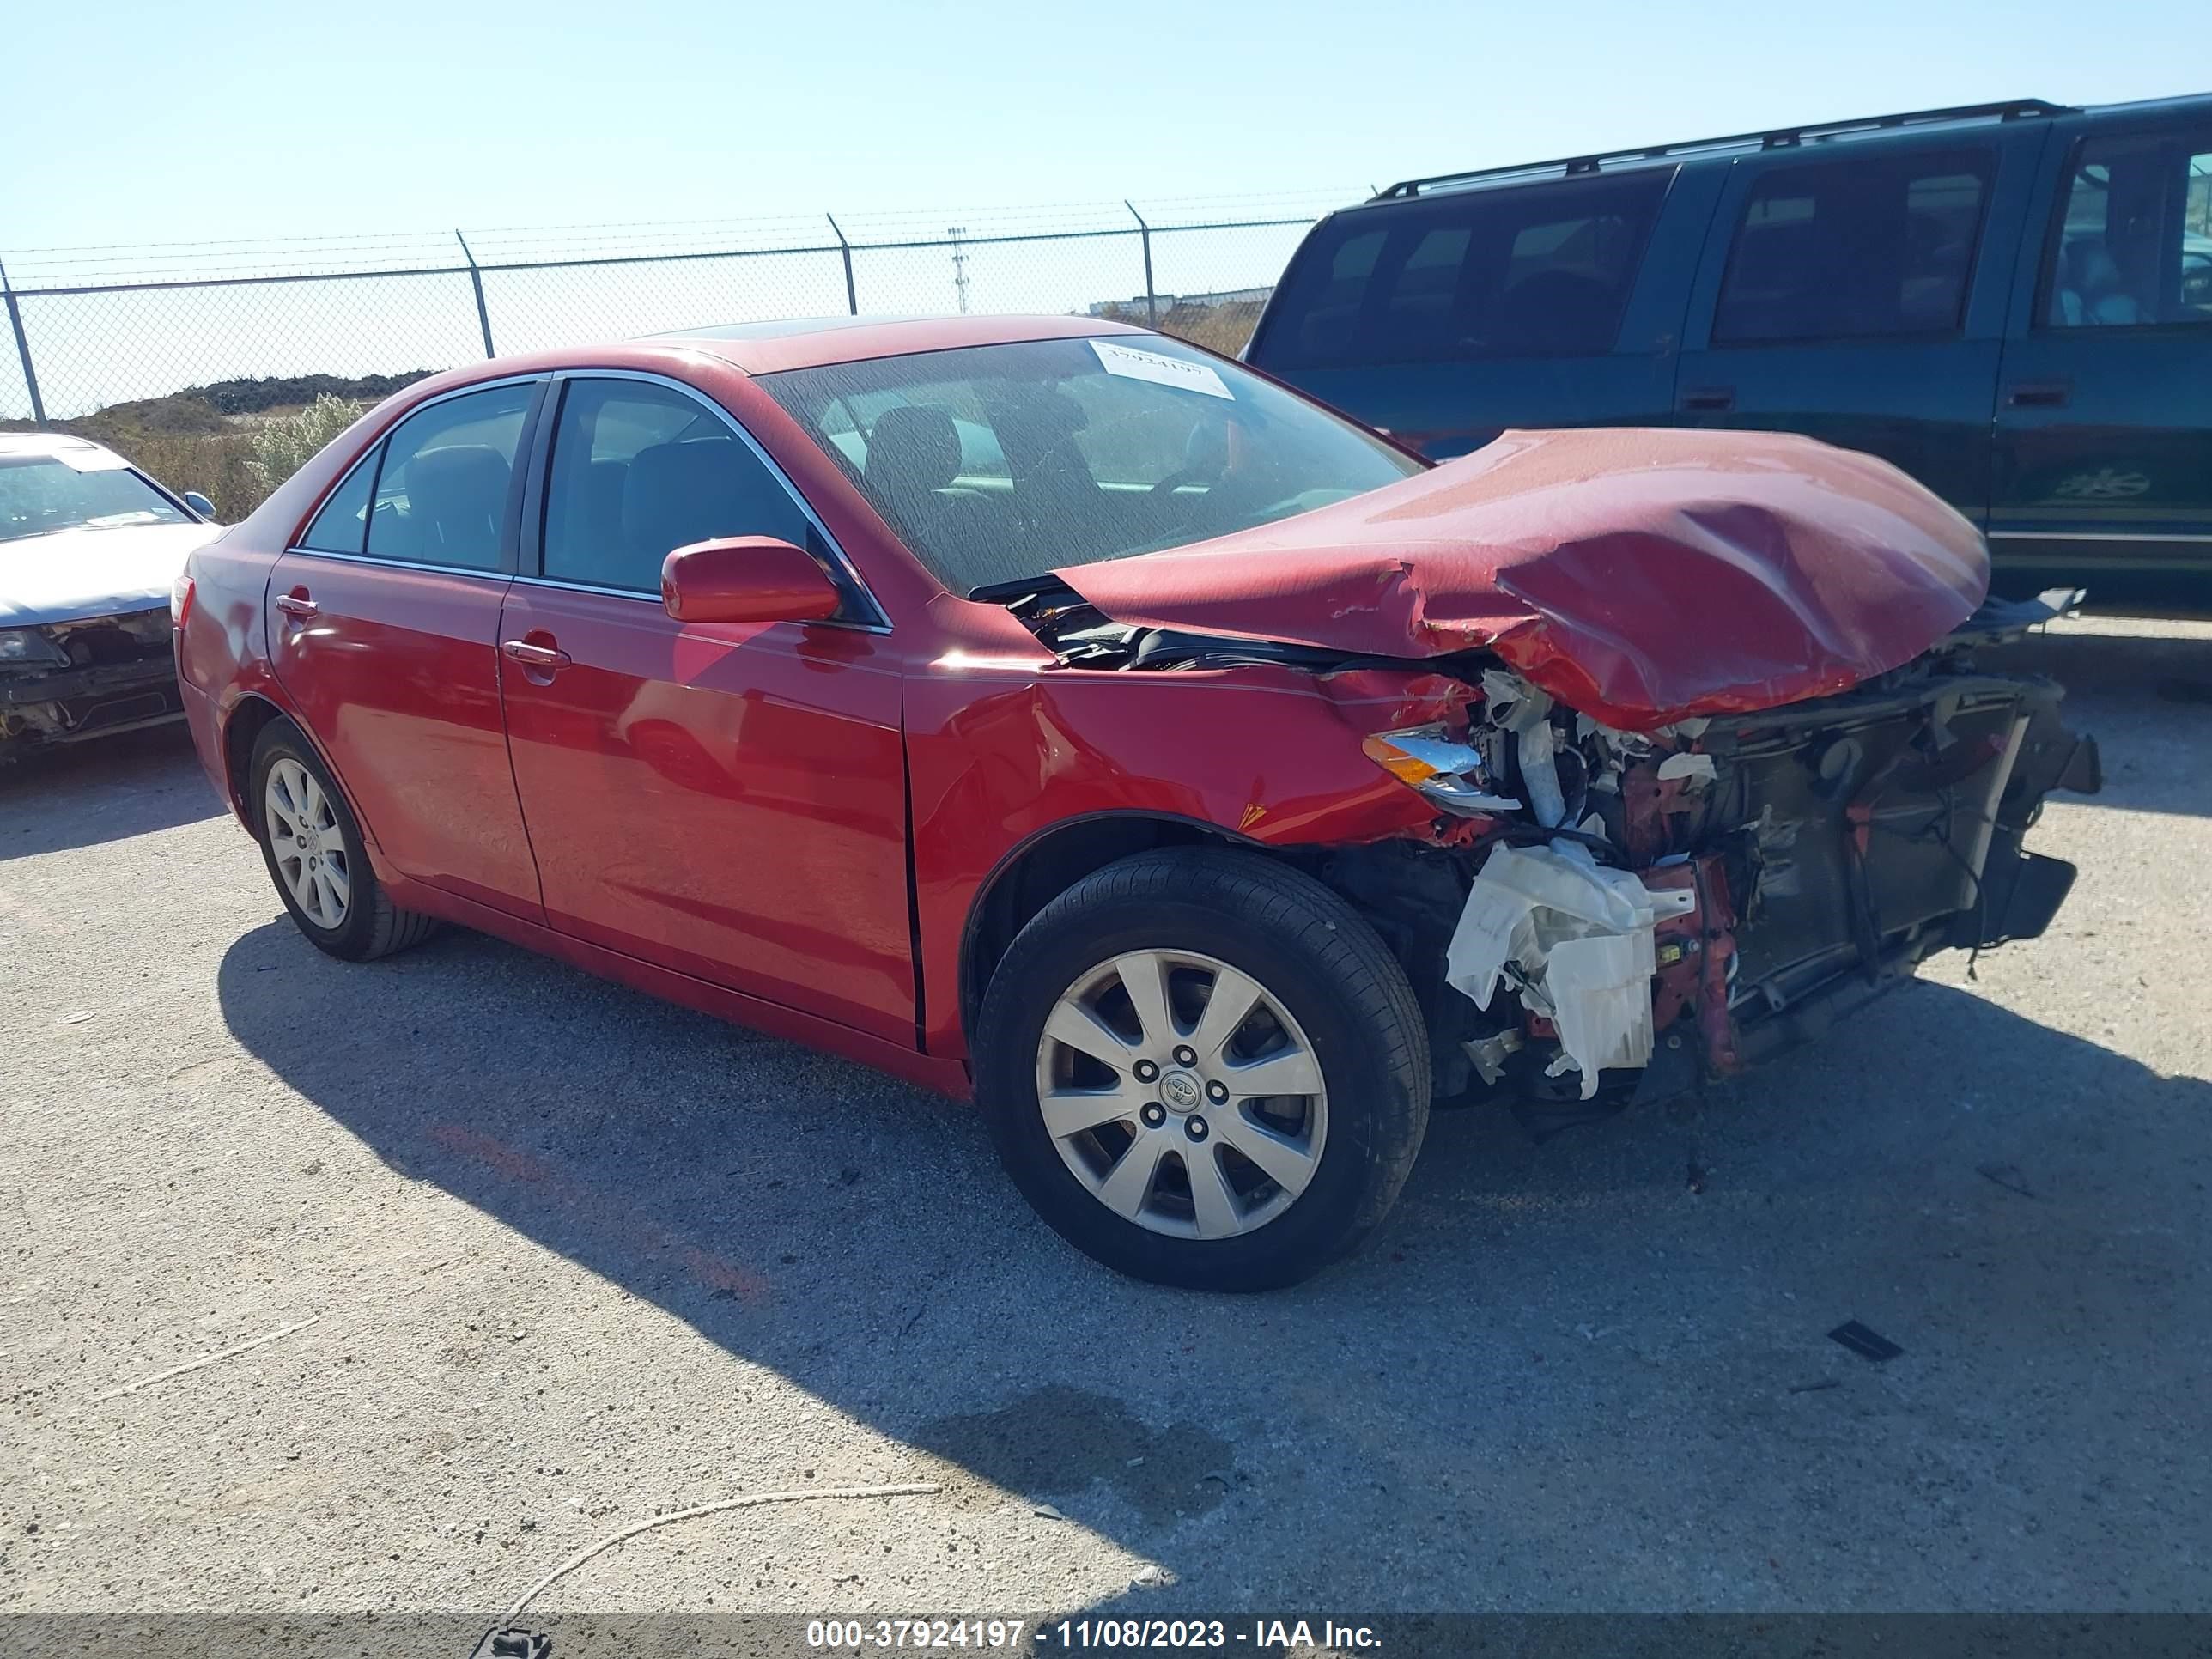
[906,660,1473,1059]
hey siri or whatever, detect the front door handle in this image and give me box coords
[274,592,319,621]
[2006,380,2071,408]
[1680,385,1736,412]
[501,638,572,671]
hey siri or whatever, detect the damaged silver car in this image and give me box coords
[1,433,220,761]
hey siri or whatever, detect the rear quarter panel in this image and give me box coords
[176,399,396,828]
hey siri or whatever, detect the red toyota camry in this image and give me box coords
[175,316,2098,1290]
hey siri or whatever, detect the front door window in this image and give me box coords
[2044,132,2212,330]
[539,378,827,597]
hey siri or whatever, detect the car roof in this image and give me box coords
[344,314,1170,424]
[0,431,125,464]
[647,313,1151,375]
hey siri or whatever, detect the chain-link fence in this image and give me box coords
[0,196,1351,427]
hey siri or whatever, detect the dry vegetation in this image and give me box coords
[1095,297,1267,356]
[0,372,427,520]
[116,428,265,520]
[241,395,371,497]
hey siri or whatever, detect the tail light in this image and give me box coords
[171,572,196,631]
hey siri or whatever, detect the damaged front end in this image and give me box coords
[1357,594,2099,1118]
[0,606,185,758]
[1005,582,2100,1121]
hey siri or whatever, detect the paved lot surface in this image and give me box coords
[3,617,2209,1620]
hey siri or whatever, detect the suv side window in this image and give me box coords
[540,378,811,593]
[2043,132,2212,328]
[1713,147,1993,344]
[1258,170,1671,368]
[363,382,536,570]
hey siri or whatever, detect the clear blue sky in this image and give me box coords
[3,0,2199,255]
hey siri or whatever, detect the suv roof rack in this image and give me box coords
[1374,98,2076,200]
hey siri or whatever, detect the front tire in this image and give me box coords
[249,720,439,962]
[975,848,1430,1291]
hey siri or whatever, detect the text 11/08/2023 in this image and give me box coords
[805,1618,1384,1650]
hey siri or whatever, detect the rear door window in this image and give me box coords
[1712,147,1994,344]
[1257,170,1671,368]
[363,382,537,571]
[2042,131,2212,328]
[299,456,374,554]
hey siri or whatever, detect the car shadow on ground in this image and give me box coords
[216,914,2212,1612]
[0,724,223,860]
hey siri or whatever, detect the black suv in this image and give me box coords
[1243,95,2212,609]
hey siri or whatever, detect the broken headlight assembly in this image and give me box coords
[1362,725,1521,817]
[0,628,70,668]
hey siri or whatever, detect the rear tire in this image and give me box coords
[975,848,1430,1291]
[249,720,439,962]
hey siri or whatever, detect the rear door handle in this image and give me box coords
[275,592,319,620]
[1679,386,1736,412]
[2006,380,2071,408]
[501,639,572,669]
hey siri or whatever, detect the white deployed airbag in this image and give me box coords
[1444,841,1697,1098]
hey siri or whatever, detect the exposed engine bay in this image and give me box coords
[1002,584,2102,1121]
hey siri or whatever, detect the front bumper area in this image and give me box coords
[0,655,186,753]
[1328,654,2099,1116]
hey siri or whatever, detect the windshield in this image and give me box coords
[0,455,189,544]
[756,334,1424,595]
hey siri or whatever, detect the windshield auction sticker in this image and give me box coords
[46,444,132,472]
[1089,338,1234,400]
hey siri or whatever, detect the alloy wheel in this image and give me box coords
[1034,949,1328,1240]
[264,757,350,928]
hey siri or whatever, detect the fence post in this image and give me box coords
[455,231,495,358]
[827,216,858,315]
[1125,201,1158,327]
[0,261,47,425]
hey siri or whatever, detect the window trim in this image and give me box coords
[286,374,547,574]
[1708,144,1999,350]
[123,465,205,525]
[521,368,890,633]
[2030,127,2212,338]
[276,545,520,582]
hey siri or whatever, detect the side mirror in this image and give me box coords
[181,490,216,520]
[660,536,842,626]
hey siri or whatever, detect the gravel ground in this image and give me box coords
[2,616,2208,1622]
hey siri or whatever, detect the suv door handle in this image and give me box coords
[2006,380,2071,408]
[274,592,319,620]
[1680,385,1736,412]
[501,638,572,669]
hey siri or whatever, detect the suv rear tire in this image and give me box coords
[975,848,1430,1291]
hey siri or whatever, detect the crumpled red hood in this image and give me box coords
[1053,427,1990,731]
